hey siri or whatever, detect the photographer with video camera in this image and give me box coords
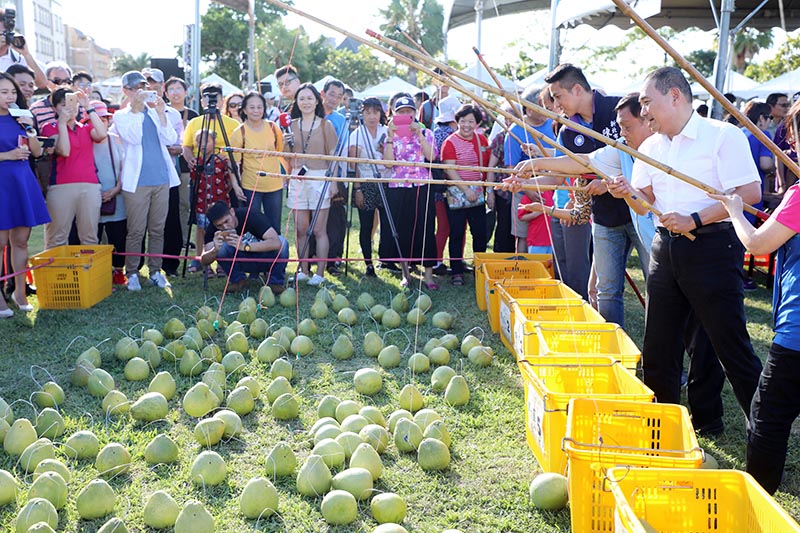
[0,8,47,90]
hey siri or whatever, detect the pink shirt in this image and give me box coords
[388,128,437,188]
[774,184,800,233]
[41,121,99,186]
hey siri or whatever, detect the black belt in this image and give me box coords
[657,221,733,238]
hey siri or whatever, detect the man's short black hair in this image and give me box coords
[73,71,93,83]
[207,201,232,224]
[165,76,187,91]
[544,63,591,92]
[6,64,34,78]
[696,104,709,117]
[199,82,223,95]
[323,78,345,93]
[615,92,642,118]
[644,66,692,103]
[767,93,788,107]
[274,65,298,79]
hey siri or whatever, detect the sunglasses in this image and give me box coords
[228,102,242,109]
[49,78,70,85]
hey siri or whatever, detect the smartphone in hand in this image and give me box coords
[142,91,158,103]
[65,92,78,108]
[17,135,28,149]
[393,114,413,138]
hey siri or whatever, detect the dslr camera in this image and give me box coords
[2,9,25,49]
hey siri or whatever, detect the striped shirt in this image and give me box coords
[440,132,489,181]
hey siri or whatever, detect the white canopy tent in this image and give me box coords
[202,73,241,96]
[690,71,759,98]
[744,67,800,99]
[358,76,421,99]
[517,67,608,93]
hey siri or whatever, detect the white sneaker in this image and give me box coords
[295,271,309,282]
[307,274,325,286]
[127,273,141,291]
[150,271,172,289]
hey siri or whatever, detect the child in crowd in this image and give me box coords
[188,130,243,274]
[518,190,554,254]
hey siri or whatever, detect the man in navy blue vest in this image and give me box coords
[542,65,638,321]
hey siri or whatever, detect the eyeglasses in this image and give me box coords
[74,82,91,88]
[228,102,242,109]
[779,103,791,108]
[49,78,69,85]
[277,76,298,88]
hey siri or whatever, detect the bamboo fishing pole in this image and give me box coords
[611,0,800,182]
[472,46,549,157]
[224,146,575,178]
[252,170,585,192]
[362,25,769,221]
[263,0,693,238]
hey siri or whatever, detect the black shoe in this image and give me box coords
[164,269,179,277]
[743,278,758,291]
[432,263,447,276]
[378,262,401,272]
[365,265,376,277]
[695,418,725,438]
[327,265,341,276]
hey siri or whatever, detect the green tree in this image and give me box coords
[321,48,397,91]
[498,50,544,81]
[744,33,800,82]
[378,0,445,84]
[113,52,151,74]
[678,49,716,78]
[199,0,285,83]
[732,28,773,73]
[257,22,333,84]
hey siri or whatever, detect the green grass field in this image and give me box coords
[0,223,797,532]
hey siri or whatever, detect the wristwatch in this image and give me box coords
[244,244,252,252]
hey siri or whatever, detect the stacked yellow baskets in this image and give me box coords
[475,252,800,532]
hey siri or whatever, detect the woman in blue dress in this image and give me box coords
[0,72,49,317]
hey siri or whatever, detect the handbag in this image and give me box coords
[100,141,118,216]
[446,184,484,209]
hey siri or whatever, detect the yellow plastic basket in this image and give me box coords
[487,279,581,334]
[501,297,604,355]
[30,245,113,309]
[476,258,552,312]
[522,322,641,370]
[563,398,704,533]
[518,357,653,475]
[607,467,800,533]
[474,253,554,310]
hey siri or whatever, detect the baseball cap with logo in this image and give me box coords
[142,68,164,83]
[393,95,416,112]
[121,71,147,89]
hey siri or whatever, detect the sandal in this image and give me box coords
[423,281,440,291]
[187,260,201,273]
[452,275,464,286]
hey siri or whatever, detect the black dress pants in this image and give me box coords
[642,226,762,423]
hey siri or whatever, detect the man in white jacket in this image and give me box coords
[113,70,180,291]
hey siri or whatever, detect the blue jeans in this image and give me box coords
[592,221,649,327]
[550,219,591,300]
[217,236,289,285]
[243,188,284,235]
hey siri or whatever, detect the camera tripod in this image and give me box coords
[294,103,409,284]
[182,92,242,281]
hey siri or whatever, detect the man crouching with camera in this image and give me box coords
[200,201,289,294]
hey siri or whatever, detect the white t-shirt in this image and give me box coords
[0,49,27,72]
[631,112,759,225]
[348,124,390,179]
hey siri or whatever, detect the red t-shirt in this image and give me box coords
[41,121,99,186]
[518,192,554,247]
[440,132,490,182]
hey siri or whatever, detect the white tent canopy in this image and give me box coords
[690,71,758,98]
[456,62,520,94]
[744,67,800,99]
[202,73,241,96]
[516,67,607,94]
[358,76,421,99]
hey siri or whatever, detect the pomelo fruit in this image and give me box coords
[95,442,131,478]
[144,433,179,465]
[240,476,278,519]
[321,489,357,525]
[191,450,227,486]
[175,500,215,533]
[76,479,116,519]
[529,473,569,510]
[143,490,180,529]
[417,438,450,471]
[296,454,331,497]
[15,498,57,533]
[371,492,407,524]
